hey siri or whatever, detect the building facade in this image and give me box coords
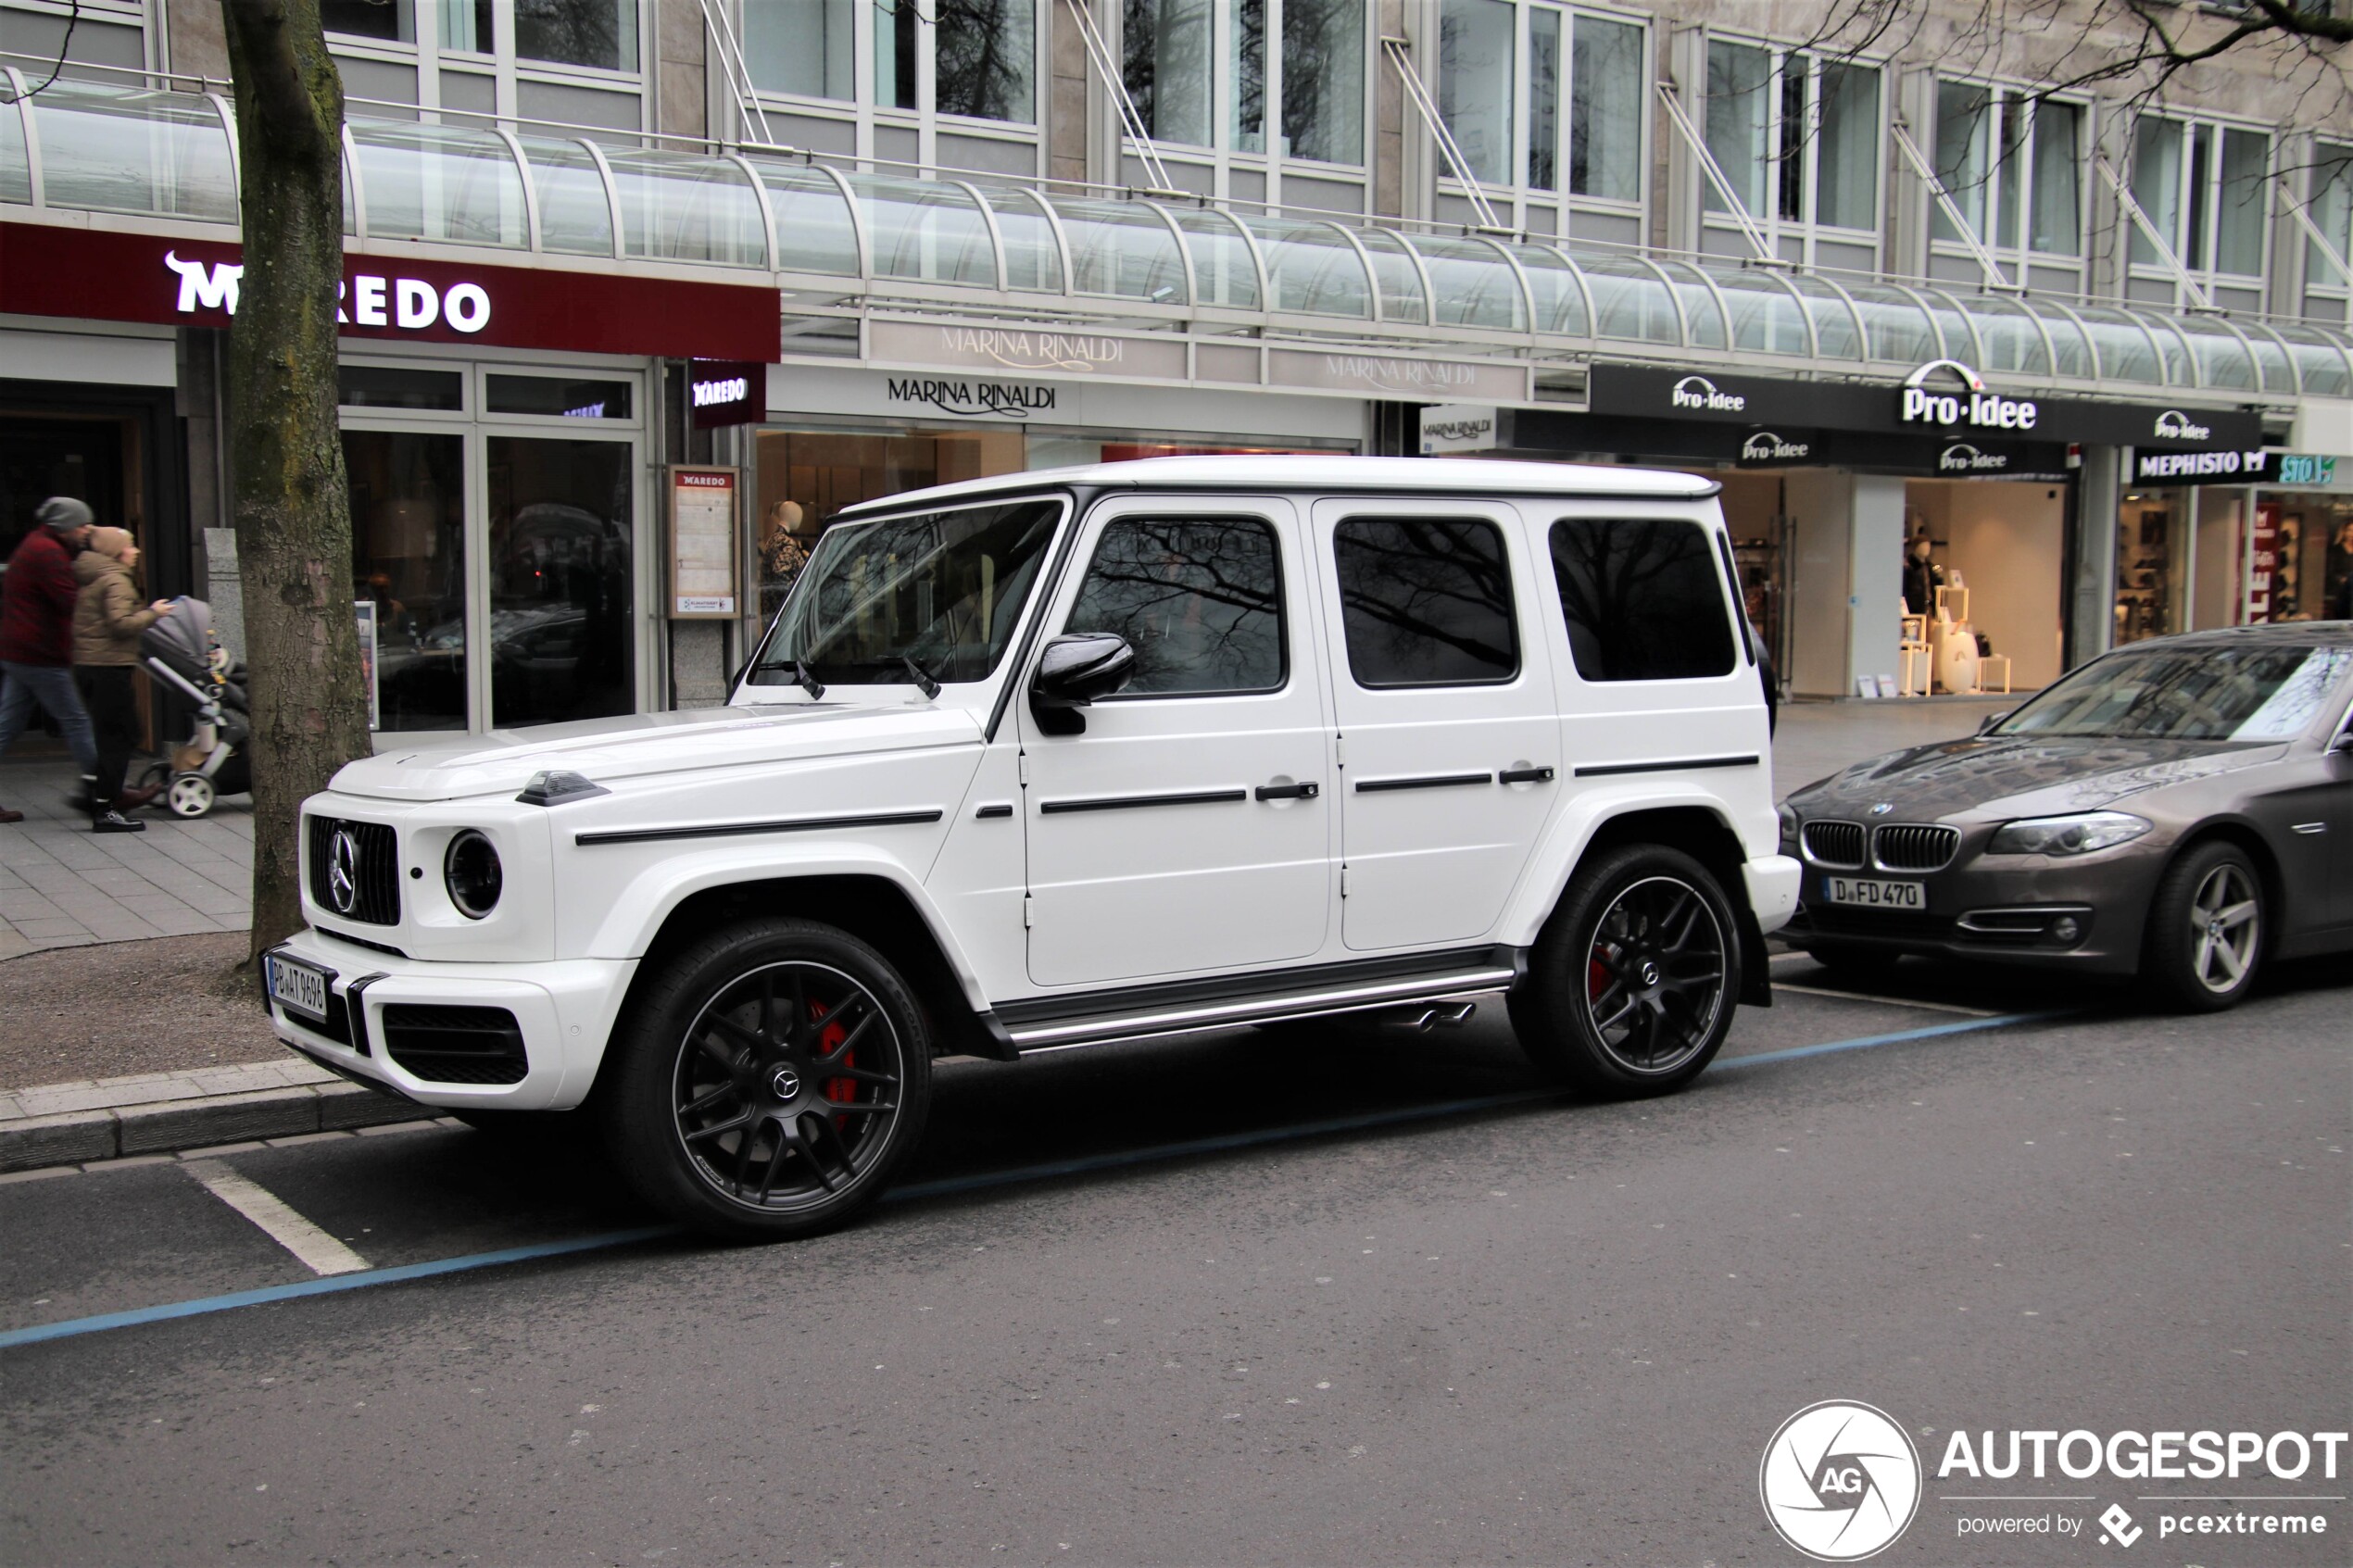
[0,0,2346,731]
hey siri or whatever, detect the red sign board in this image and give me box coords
[0,220,778,363]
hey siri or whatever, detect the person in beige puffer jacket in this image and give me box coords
[71,526,171,829]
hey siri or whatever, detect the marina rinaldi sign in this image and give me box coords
[1589,361,2260,450]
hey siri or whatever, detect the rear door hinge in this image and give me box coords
[1340,864,1349,898]
[1023,894,1034,928]
[1334,734,1346,769]
[1018,749,1030,786]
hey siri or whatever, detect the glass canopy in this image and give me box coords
[8,78,2350,397]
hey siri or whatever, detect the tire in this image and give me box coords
[598,918,933,1242]
[167,772,215,818]
[1507,844,1742,1098]
[1804,941,1905,981]
[2141,840,2265,1012]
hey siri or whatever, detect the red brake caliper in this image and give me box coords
[808,999,856,1127]
[1588,945,1614,1002]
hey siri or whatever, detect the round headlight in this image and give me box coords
[443,830,502,919]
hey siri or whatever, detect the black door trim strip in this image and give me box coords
[1572,754,1760,779]
[1354,772,1493,793]
[574,809,945,847]
[1038,787,1249,815]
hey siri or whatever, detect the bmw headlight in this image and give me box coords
[1777,803,1800,848]
[1986,811,2151,857]
[443,829,503,918]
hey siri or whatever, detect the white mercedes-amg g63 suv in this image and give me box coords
[266,457,1798,1239]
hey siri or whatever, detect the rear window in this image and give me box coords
[1549,517,1737,682]
[1332,517,1519,687]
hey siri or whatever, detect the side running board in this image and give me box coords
[984,954,1524,1057]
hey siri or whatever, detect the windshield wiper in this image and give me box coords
[789,659,824,700]
[900,655,941,700]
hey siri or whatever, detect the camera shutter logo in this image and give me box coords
[1758,1400,1921,1561]
[327,828,361,916]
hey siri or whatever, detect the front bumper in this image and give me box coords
[264,927,636,1110]
[1777,844,2164,974]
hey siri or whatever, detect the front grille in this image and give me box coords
[307,815,401,926]
[1873,823,1961,872]
[1802,820,1867,868]
[383,1004,528,1085]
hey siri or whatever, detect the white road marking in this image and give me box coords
[1771,981,1999,1017]
[186,1163,371,1276]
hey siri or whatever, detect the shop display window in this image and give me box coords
[486,436,635,727]
[2114,490,2187,645]
[346,429,468,732]
[2249,495,2353,623]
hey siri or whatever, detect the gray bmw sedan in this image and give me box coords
[1779,623,2352,1011]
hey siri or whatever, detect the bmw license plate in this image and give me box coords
[1824,876,1924,910]
[266,953,332,1022]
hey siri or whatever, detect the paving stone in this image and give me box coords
[17,1078,205,1116]
[0,1110,118,1172]
[117,1086,321,1154]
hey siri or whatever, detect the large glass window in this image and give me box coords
[1704,43,1881,233]
[937,0,1036,122]
[2132,114,2270,280]
[1064,518,1285,696]
[1281,0,1362,163]
[1120,0,1358,164]
[515,0,637,71]
[2313,144,2353,296]
[346,430,468,733]
[1931,84,2082,257]
[1333,519,1518,688]
[745,0,854,100]
[1439,2,1643,199]
[1550,519,1737,683]
[486,437,635,726]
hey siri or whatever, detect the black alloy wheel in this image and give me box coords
[602,920,932,1241]
[1508,844,1741,1097]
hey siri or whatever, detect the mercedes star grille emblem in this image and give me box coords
[327,828,360,915]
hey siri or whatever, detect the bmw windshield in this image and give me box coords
[1993,644,2353,743]
[747,498,1062,689]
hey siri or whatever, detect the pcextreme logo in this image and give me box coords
[1760,1400,1923,1562]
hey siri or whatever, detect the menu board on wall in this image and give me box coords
[667,466,740,619]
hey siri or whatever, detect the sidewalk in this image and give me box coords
[0,756,252,960]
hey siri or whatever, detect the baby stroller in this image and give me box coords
[138,599,251,818]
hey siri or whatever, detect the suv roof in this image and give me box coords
[833,455,1720,520]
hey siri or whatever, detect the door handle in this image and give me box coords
[1255,781,1321,800]
[1498,766,1556,784]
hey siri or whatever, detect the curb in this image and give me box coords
[0,1079,433,1173]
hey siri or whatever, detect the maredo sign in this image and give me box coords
[0,220,780,362]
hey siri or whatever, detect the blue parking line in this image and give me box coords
[0,1228,674,1350]
[1,1007,2057,1351]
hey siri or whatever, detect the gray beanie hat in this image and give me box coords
[36,495,94,532]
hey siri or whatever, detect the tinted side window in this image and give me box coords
[1332,518,1519,688]
[1063,517,1284,696]
[1549,518,1738,682]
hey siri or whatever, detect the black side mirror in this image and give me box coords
[1029,633,1135,734]
[2329,728,2353,755]
[1976,710,2012,736]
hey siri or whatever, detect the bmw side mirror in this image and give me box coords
[1976,710,2012,736]
[2330,729,2353,755]
[1029,633,1135,735]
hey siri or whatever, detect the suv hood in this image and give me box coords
[1791,734,2283,820]
[329,702,983,804]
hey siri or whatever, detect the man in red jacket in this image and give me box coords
[0,496,103,825]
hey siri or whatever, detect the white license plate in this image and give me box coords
[1824,876,1925,909]
[267,954,332,1022]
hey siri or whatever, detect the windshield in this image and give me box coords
[748,498,1062,688]
[1994,644,2353,742]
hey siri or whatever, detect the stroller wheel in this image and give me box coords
[137,760,171,793]
[167,773,216,818]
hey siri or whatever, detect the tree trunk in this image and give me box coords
[221,1,369,962]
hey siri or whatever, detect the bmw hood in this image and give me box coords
[327,702,984,804]
[1788,734,2285,821]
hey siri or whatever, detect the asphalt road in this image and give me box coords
[3,953,2347,1567]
